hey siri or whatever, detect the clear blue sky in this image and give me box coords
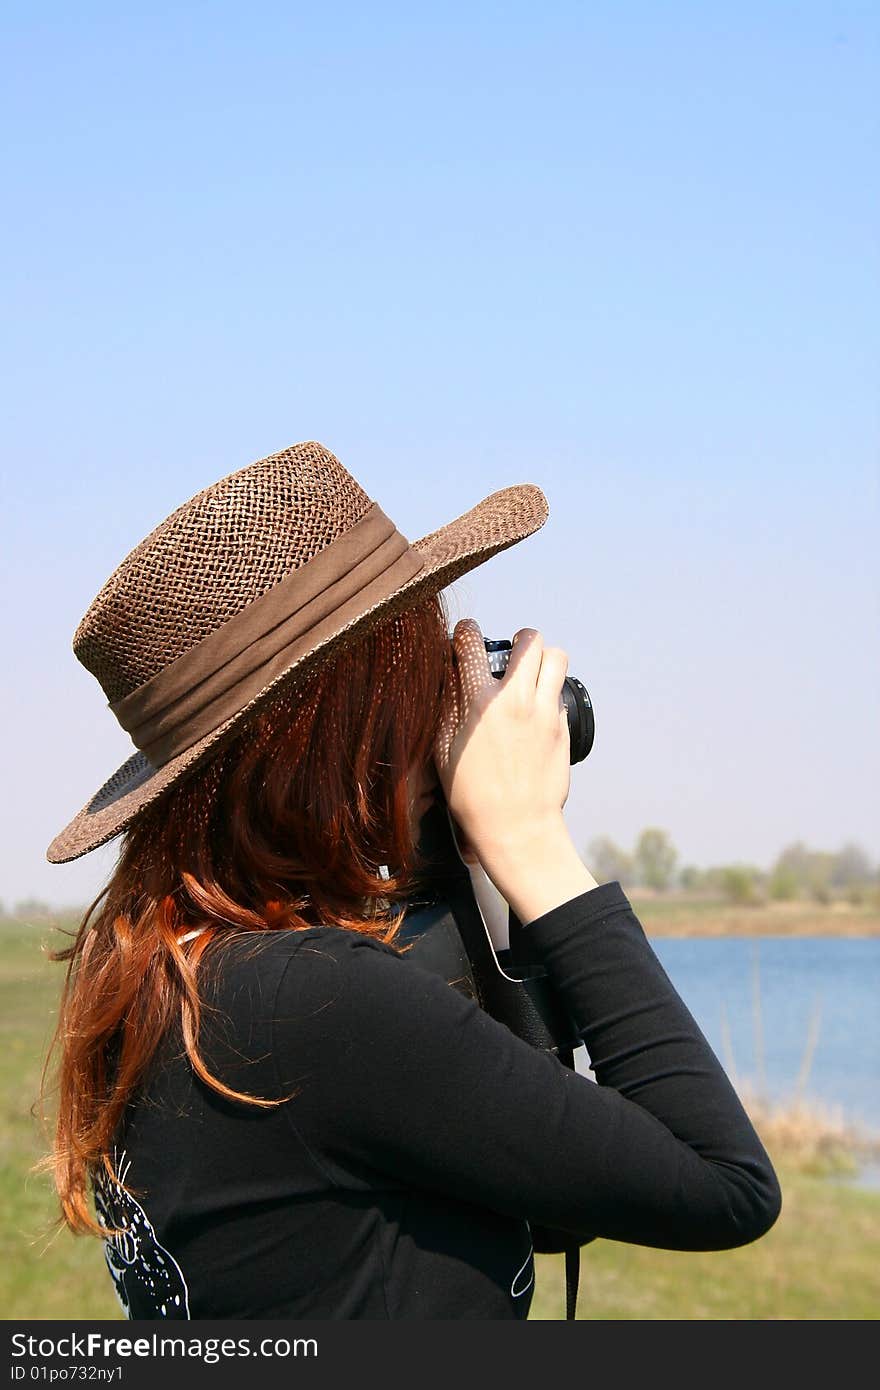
[2,1,878,910]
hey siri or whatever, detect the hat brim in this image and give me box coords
[46,483,548,864]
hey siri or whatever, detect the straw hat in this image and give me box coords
[46,441,548,864]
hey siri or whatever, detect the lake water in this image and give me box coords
[644,936,880,1133]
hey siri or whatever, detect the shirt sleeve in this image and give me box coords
[270,881,782,1251]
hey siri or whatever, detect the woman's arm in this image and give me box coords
[270,882,782,1251]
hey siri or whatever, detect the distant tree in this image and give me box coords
[768,865,799,900]
[771,841,835,903]
[829,842,875,890]
[12,897,52,921]
[718,864,764,906]
[633,828,678,892]
[700,866,728,895]
[806,852,836,904]
[678,865,705,891]
[772,841,812,890]
[845,882,870,906]
[587,836,636,888]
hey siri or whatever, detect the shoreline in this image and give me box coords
[4,901,880,940]
[628,897,880,938]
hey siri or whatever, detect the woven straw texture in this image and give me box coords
[47,441,548,864]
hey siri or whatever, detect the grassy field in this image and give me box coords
[530,1168,880,1319]
[3,911,879,1320]
[628,892,880,937]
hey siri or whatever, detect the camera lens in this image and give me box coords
[483,638,595,764]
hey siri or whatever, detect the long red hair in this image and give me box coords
[36,591,456,1237]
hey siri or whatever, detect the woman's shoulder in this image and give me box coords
[193,926,407,1048]
[203,923,403,986]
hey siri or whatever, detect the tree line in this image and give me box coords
[586,831,880,906]
[4,835,879,919]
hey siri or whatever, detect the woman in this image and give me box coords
[40,440,781,1320]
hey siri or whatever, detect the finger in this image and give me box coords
[501,627,544,697]
[451,617,495,714]
[432,663,462,772]
[535,646,568,714]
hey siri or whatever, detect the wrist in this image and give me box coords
[479,817,599,925]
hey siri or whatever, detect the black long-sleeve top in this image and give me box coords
[92,881,781,1320]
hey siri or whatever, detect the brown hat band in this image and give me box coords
[109,502,425,768]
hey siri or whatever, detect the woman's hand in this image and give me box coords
[432,617,571,864]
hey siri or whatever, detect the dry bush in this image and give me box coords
[739,1083,880,1178]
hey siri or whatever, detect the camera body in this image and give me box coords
[483,639,595,764]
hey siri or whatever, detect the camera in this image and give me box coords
[483,638,595,764]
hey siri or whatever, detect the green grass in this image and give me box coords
[1,915,124,1318]
[4,913,879,1321]
[530,1171,880,1319]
